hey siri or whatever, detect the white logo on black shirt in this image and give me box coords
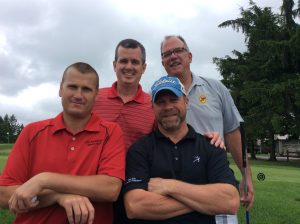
[125,177,142,184]
[193,156,201,163]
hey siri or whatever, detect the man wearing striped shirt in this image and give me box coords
[93,39,155,151]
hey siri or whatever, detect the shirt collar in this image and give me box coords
[108,81,145,104]
[191,73,205,86]
[51,112,101,135]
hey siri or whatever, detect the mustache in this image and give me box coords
[160,110,178,117]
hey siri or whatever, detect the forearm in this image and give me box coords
[37,172,122,202]
[225,129,253,179]
[225,128,244,171]
[34,189,62,209]
[0,185,19,208]
[124,189,192,220]
[165,180,240,215]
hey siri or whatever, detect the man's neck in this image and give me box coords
[159,123,189,144]
[177,72,193,92]
[116,82,139,103]
[63,113,91,134]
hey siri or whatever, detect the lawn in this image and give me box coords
[230,157,300,224]
[0,144,300,223]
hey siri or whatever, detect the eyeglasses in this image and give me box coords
[161,47,188,59]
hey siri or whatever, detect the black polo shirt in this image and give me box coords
[123,125,238,224]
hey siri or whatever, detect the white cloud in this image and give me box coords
[0,0,286,125]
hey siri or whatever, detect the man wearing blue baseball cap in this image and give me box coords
[123,76,240,224]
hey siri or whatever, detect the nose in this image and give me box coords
[162,100,174,110]
[124,61,133,69]
[73,88,84,99]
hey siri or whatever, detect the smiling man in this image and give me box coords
[123,76,240,224]
[0,62,126,224]
[93,39,155,151]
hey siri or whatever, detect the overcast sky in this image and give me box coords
[0,0,284,125]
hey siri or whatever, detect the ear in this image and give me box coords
[113,61,117,72]
[188,52,193,63]
[59,82,63,97]
[184,96,189,105]
[142,63,147,74]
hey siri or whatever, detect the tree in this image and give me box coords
[213,0,300,161]
[0,114,23,143]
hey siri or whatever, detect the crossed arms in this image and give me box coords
[0,173,122,224]
[124,178,239,220]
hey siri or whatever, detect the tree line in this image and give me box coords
[214,0,300,160]
[0,114,23,144]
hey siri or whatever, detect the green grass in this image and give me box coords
[228,156,300,224]
[0,144,13,156]
[0,144,14,150]
[0,144,300,223]
[0,144,15,223]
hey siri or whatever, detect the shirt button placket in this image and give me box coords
[174,145,179,160]
[68,136,77,162]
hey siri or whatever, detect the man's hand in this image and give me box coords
[8,175,43,213]
[239,175,254,211]
[203,131,225,149]
[57,194,95,224]
[148,178,169,196]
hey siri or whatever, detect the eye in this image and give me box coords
[67,84,77,90]
[162,51,172,58]
[170,97,179,103]
[174,48,185,54]
[118,59,128,64]
[82,87,93,92]
[131,59,141,65]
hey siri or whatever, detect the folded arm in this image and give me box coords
[124,189,192,220]
[148,178,240,215]
[2,172,121,215]
[10,172,122,204]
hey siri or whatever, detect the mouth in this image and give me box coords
[162,112,178,118]
[122,70,135,76]
[71,101,84,106]
[170,60,181,67]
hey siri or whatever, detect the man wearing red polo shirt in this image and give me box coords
[0,62,126,224]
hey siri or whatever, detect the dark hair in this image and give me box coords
[114,39,146,64]
[62,62,99,89]
[160,35,190,53]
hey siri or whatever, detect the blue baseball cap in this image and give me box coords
[151,76,186,102]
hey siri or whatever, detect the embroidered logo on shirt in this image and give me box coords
[193,156,201,163]
[85,140,102,146]
[125,177,142,184]
[199,95,207,104]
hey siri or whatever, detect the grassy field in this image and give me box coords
[0,144,300,223]
[231,158,300,224]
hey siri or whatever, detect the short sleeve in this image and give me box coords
[98,123,126,181]
[218,82,243,133]
[123,138,150,193]
[206,144,239,189]
[0,126,31,186]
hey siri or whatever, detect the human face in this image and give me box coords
[153,91,188,132]
[113,46,147,86]
[59,67,98,119]
[161,37,192,79]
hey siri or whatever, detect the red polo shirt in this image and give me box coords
[0,112,125,224]
[93,82,155,150]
